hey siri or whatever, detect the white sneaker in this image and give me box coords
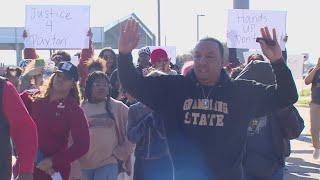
[313,148,320,159]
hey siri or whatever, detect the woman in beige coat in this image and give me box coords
[70,71,134,180]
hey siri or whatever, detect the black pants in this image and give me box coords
[133,155,174,180]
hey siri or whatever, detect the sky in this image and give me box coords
[0,0,319,65]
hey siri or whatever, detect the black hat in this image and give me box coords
[55,62,79,81]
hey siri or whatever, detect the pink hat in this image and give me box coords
[150,48,169,65]
[181,61,194,76]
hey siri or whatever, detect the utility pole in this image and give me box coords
[196,14,205,41]
[157,0,161,46]
[229,0,249,64]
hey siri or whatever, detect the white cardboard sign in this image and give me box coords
[24,5,90,49]
[227,9,287,50]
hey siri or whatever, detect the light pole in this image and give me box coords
[233,0,249,9]
[230,0,249,64]
[196,14,205,41]
[157,0,161,46]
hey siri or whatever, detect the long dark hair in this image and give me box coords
[98,48,117,74]
[84,71,115,120]
[98,48,117,61]
[33,73,81,104]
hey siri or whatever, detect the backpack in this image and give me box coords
[275,106,304,157]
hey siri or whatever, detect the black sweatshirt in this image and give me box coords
[118,53,298,180]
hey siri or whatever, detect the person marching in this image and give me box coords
[20,62,90,180]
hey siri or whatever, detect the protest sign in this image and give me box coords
[25,5,90,49]
[227,9,287,50]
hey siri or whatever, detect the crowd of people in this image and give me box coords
[0,18,314,180]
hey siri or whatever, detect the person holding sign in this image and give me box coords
[117,19,297,180]
[304,58,320,160]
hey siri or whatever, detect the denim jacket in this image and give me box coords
[127,102,170,159]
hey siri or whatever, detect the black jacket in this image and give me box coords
[237,61,304,176]
[118,53,298,180]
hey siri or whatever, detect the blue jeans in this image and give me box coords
[82,163,118,180]
[246,166,284,180]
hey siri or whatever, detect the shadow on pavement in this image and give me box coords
[285,157,320,179]
[291,150,314,154]
[284,173,319,180]
[296,134,312,143]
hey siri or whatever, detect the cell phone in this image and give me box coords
[35,59,45,67]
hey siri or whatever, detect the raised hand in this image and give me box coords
[257,27,282,63]
[118,19,139,54]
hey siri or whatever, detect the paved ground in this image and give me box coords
[284,106,320,180]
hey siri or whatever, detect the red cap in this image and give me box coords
[150,48,169,65]
[23,48,38,59]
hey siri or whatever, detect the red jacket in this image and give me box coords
[3,81,38,174]
[20,92,90,180]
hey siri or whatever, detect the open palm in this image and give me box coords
[118,19,140,54]
[258,27,282,62]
